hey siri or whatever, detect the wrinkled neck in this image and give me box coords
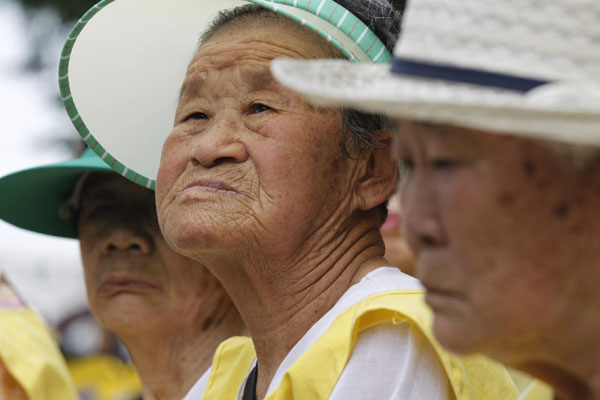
[119,298,245,400]
[196,212,388,399]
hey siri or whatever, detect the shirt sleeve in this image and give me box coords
[329,321,450,400]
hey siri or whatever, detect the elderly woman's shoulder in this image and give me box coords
[331,320,450,399]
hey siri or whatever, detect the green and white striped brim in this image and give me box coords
[59,0,391,189]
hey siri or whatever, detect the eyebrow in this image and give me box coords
[414,121,444,134]
[244,70,279,93]
[412,120,484,151]
[180,68,281,99]
[179,78,202,101]
[78,192,116,214]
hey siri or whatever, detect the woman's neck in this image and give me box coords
[119,300,245,400]
[507,322,600,400]
[517,361,600,400]
[198,219,388,399]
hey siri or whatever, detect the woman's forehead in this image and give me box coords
[179,23,330,99]
[196,16,338,63]
[394,119,486,152]
[180,67,279,101]
[81,174,152,205]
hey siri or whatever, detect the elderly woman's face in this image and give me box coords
[78,174,225,335]
[156,21,358,259]
[394,120,598,360]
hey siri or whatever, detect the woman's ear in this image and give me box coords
[352,130,398,212]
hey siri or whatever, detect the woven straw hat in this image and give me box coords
[271,0,600,146]
[59,0,392,188]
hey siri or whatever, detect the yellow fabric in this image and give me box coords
[202,290,522,400]
[202,337,257,399]
[508,369,554,400]
[68,355,142,400]
[519,381,554,400]
[0,308,78,400]
[1,359,28,399]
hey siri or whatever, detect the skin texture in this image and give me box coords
[156,20,397,399]
[77,173,245,400]
[381,190,416,276]
[393,119,600,400]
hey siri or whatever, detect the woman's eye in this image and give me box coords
[401,158,414,170]
[432,159,458,169]
[80,205,114,223]
[249,103,272,114]
[185,112,208,121]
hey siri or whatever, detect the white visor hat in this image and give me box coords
[59,0,392,189]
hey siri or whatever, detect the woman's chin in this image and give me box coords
[166,226,243,260]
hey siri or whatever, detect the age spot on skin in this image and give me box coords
[522,160,537,177]
[497,192,516,207]
[569,224,583,235]
[552,202,571,219]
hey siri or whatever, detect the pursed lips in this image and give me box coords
[178,179,240,196]
[420,278,468,305]
[99,273,159,296]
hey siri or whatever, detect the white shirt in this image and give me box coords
[183,267,449,399]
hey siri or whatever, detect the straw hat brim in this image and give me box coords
[271,58,600,147]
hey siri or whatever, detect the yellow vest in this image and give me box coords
[509,370,554,400]
[68,355,142,400]
[0,308,78,400]
[202,290,551,399]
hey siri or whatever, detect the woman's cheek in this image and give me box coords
[157,133,188,209]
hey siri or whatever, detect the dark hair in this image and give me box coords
[333,0,401,160]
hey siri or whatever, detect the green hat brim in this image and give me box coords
[0,150,112,239]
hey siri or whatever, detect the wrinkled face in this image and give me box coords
[78,174,224,334]
[156,21,359,261]
[394,120,598,359]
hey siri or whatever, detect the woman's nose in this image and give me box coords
[190,117,249,168]
[100,228,153,256]
[400,179,446,254]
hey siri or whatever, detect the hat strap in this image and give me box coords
[391,57,550,93]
